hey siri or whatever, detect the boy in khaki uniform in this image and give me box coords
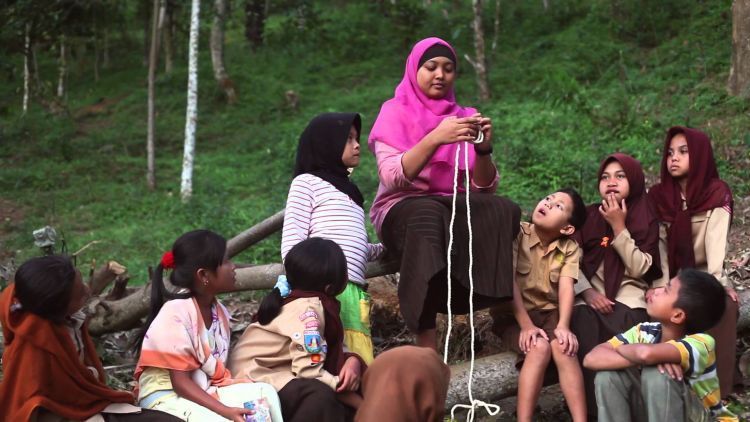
[496,188,587,422]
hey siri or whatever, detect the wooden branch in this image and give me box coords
[226,210,285,258]
[89,261,127,296]
[105,274,130,300]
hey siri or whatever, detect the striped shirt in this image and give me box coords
[608,322,737,421]
[282,174,384,285]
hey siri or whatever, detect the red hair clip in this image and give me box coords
[161,251,175,269]
[600,236,610,248]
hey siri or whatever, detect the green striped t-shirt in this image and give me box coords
[608,322,737,422]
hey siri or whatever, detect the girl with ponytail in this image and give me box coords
[133,230,282,422]
[229,237,365,422]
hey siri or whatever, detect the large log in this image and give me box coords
[226,210,285,259]
[88,257,400,335]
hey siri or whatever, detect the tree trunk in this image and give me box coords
[226,210,285,258]
[492,0,500,51]
[728,0,750,97]
[211,0,238,104]
[467,0,491,101]
[181,0,201,202]
[244,0,266,49]
[22,23,30,116]
[147,0,164,191]
[103,29,110,69]
[163,1,174,74]
[58,35,66,99]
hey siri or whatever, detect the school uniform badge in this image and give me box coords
[304,330,322,353]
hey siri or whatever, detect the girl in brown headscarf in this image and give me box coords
[648,126,739,398]
[570,153,663,416]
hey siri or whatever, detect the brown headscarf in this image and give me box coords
[356,346,450,422]
[578,153,662,300]
[0,284,135,421]
[648,127,733,277]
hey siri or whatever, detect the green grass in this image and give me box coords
[1,0,748,287]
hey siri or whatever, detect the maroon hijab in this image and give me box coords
[648,127,733,277]
[579,153,662,300]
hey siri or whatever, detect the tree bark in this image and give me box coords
[163,1,174,74]
[147,0,164,191]
[211,0,238,104]
[181,0,201,202]
[467,0,491,101]
[58,35,66,99]
[244,0,266,49]
[728,0,750,97]
[23,23,30,116]
[492,0,500,51]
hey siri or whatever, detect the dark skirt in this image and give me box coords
[381,193,521,332]
[278,378,353,422]
[571,302,649,416]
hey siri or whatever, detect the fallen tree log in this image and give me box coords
[226,210,285,259]
[88,257,400,335]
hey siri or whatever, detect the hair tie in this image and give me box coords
[10,299,23,313]
[161,251,175,269]
[274,275,291,298]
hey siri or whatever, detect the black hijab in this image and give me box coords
[294,113,364,207]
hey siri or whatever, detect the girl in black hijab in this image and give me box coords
[281,112,384,364]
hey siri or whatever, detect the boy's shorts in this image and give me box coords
[494,308,560,368]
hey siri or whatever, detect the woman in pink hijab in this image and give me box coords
[369,37,520,348]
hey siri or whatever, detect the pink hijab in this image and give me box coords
[368,37,477,193]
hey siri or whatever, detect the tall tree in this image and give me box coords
[465,0,491,101]
[181,0,201,202]
[57,34,66,99]
[210,0,237,104]
[147,0,164,190]
[728,0,750,97]
[244,0,266,49]
[22,23,30,116]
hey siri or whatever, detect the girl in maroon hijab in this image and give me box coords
[570,153,663,416]
[648,126,739,398]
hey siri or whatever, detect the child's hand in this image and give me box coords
[553,326,579,356]
[518,325,549,354]
[431,116,481,145]
[657,362,684,381]
[582,288,615,314]
[598,193,627,235]
[220,405,253,422]
[336,356,362,392]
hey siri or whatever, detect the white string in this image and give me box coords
[445,141,501,421]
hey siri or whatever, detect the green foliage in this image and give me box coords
[0,0,747,287]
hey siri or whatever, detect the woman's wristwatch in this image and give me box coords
[474,144,493,156]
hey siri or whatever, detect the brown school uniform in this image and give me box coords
[229,297,340,391]
[496,222,580,355]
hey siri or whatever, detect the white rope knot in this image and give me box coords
[450,399,502,421]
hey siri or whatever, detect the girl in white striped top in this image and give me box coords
[281,112,384,363]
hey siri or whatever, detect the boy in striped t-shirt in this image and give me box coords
[583,268,737,422]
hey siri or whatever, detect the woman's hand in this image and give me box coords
[726,286,739,303]
[475,114,493,153]
[553,326,579,356]
[220,405,254,422]
[336,356,362,392]
[429,115,481,145]
[598,193,627,236]
[582,288,615,314]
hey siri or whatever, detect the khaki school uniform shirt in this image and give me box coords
[574,228,662,309]
[655,200,732,287]
[515,222,581,311]
[228,297,339,391]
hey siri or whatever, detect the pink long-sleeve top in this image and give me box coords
[369,141,499,237]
